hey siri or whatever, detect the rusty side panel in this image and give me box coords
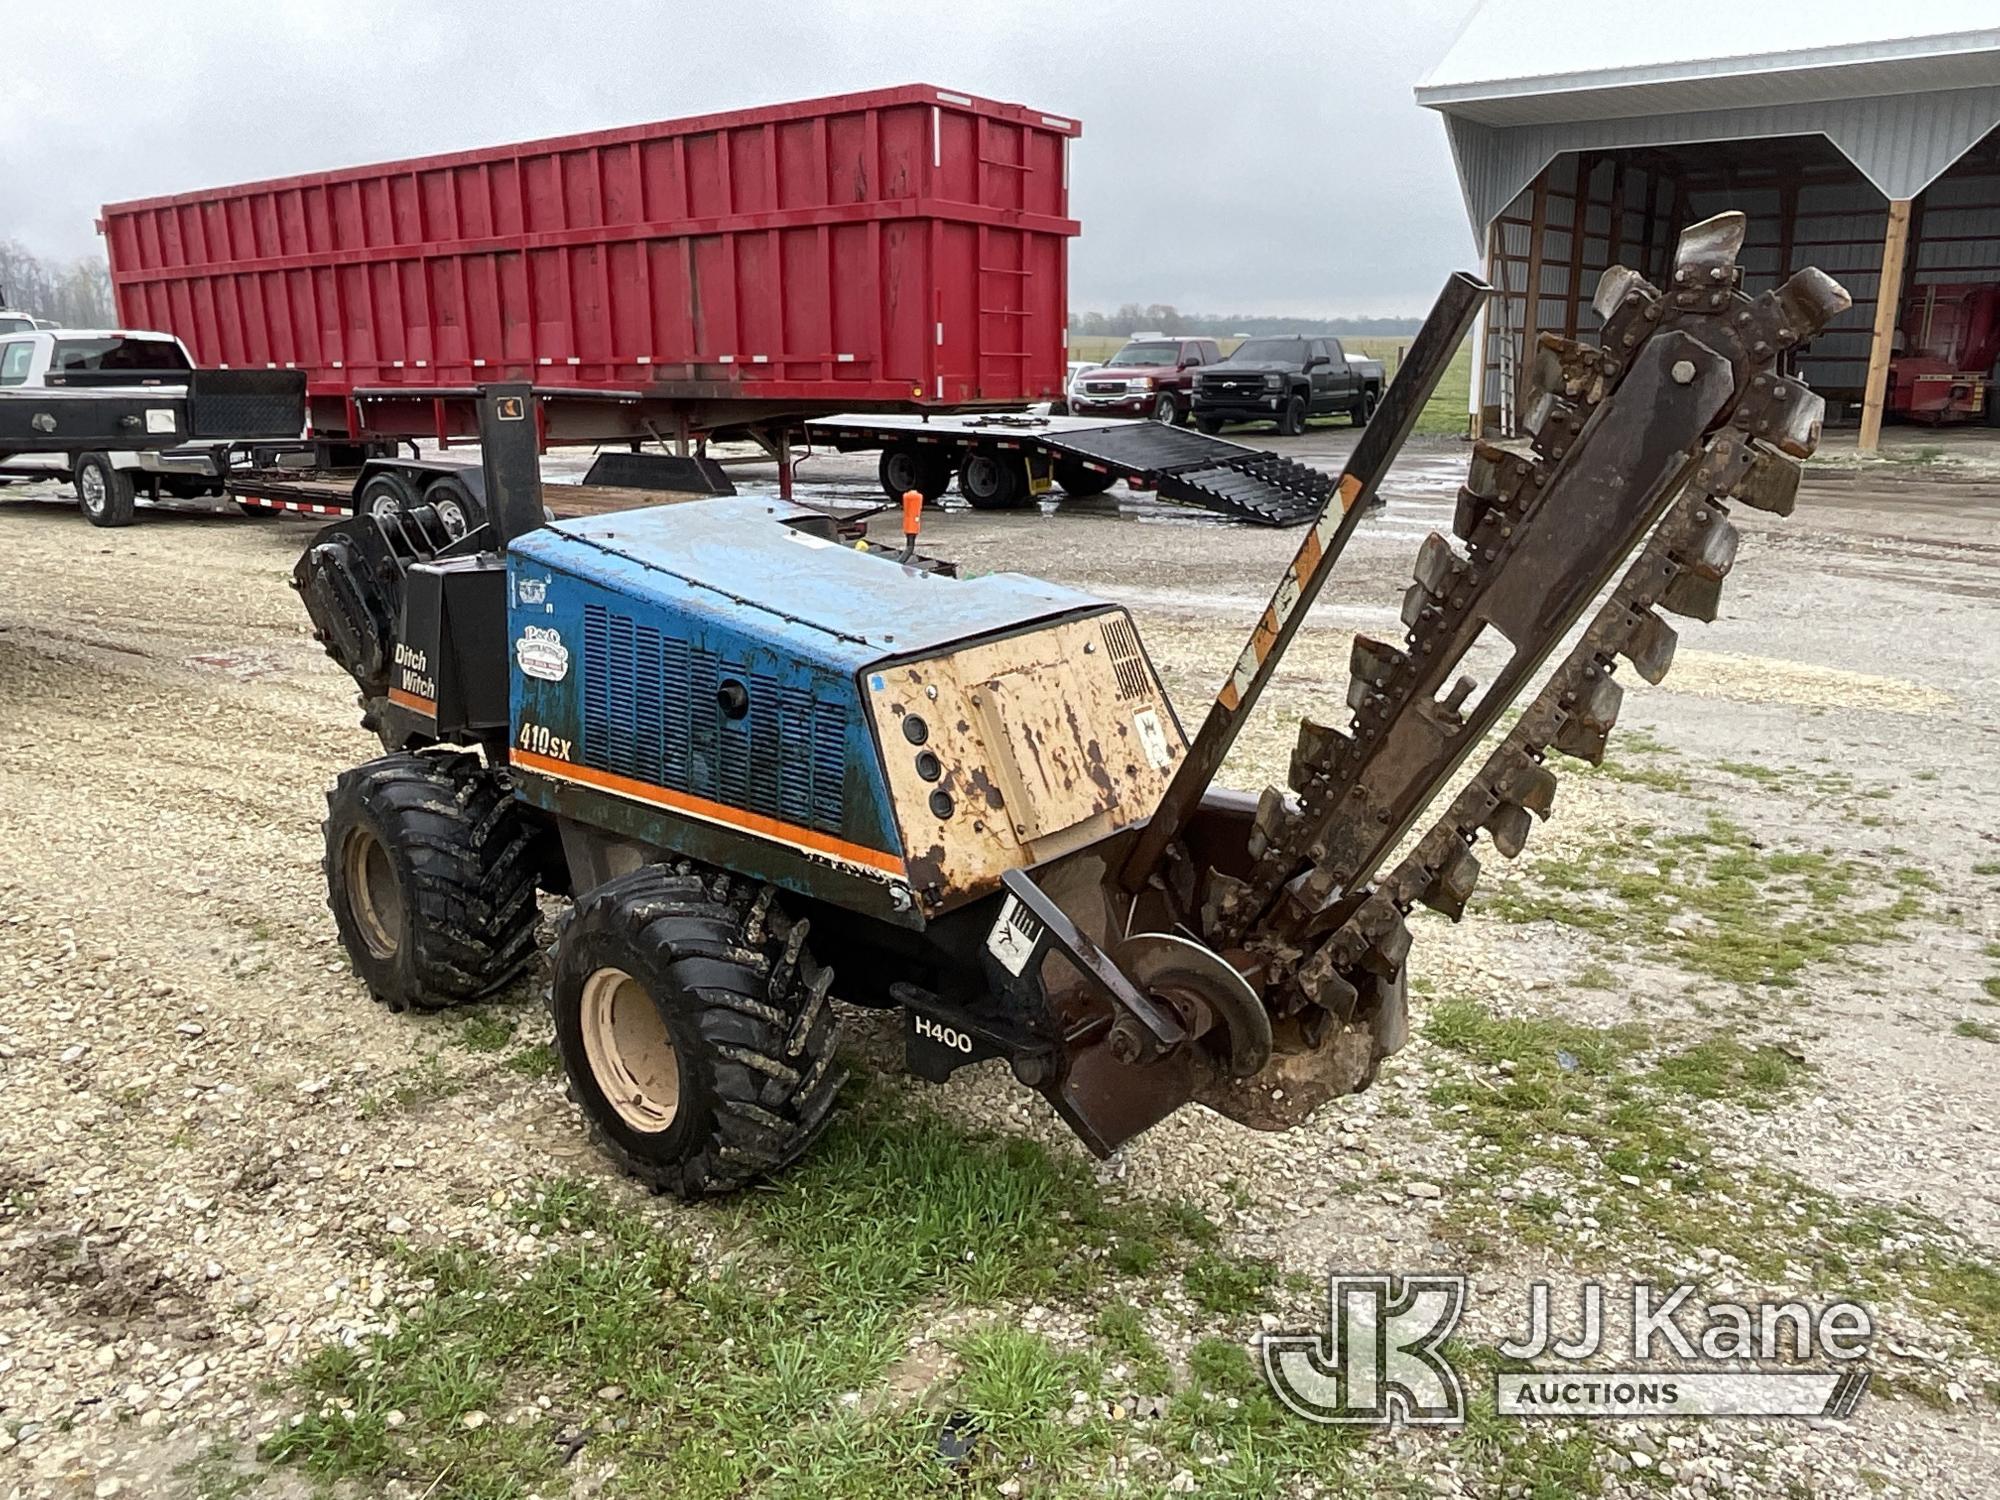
[868,609,1184,914]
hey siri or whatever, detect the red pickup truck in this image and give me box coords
[1067,336,1222,425]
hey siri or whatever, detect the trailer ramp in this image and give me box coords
[1029,423,1332,526]
[811,412,1344,527]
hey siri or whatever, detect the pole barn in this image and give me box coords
[1417,8,2000,451]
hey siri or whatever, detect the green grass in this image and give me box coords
[1090,1301,1172,1393]
[502,1042,560,1078]
[1953,1019,1999,1043]
[263,1090,1344,1498]
[1425,998,2000,1364]
[1971,860,2000,876]
[1181,1251,1276,1317]
[1485,813,1923,990]
[453,1010,516,1053]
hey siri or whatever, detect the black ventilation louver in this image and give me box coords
[1099,614,1149,701]
[582,605,848,833]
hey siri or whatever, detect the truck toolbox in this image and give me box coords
[101,85,1079,443]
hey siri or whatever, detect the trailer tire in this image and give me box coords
[551,865,843,1197]
[421,474,480,539]
[959,451,1032,511]
[879,445,952,504]
[1278,393,1308,436]
[323,751,542,1012]
[1055,459,1116,497]
[1196,414,1223,435]
[358,471,419,526]
[75,454,136,528]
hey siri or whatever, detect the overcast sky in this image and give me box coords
[0,0,1483,318]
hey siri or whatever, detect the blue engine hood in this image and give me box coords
[508,495,1106,674]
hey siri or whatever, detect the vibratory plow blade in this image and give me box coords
[1117,212,1849,1130]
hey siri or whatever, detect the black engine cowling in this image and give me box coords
[292,505,461,698]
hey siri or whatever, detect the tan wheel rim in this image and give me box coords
[580,967,681,1134]
[343,828,402,960]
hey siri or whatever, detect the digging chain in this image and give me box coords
[1201,214,1850,1026]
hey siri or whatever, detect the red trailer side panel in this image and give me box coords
[102,86,1078,438]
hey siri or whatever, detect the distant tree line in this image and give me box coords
[0,241,115,326]
[1069,303,1423,338]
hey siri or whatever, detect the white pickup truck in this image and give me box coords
[0,327,302,525]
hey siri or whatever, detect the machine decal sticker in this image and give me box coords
[514,576,549,606]
[391,642,436,716]
[515,625,570,681]
[512,749,905,879]
[1133,708,1173,770]
[913,1014,974,1054]
[985,893,1041,976]
[517,721,573,760]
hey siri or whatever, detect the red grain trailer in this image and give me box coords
[100,85,1079,454]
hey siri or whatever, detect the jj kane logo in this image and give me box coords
[1264,1275,1873,1427]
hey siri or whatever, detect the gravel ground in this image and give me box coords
[1,431,1997,1496]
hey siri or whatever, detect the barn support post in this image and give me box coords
[1468,218,1497,438]
[1858,197,1915,454]
[1563,154,1595,338]
[1520,172,1551,389]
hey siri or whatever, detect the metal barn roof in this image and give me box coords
[1420,4,2000,234]
[1420,5,2000,123]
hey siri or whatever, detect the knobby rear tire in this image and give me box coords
[323,751,542,1011]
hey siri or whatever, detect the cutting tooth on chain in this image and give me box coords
[1349,634,1407,687]
[1592,265,1647,321]
[1454,485,1496,543]
[1419,838,1482,919]
[1346,634,1407,711]
[1247,785,1300,860]
[1496,759,1558,818]
[1200,870,1251,942]
[1350,892,1412,975]
[1552,673,1623,763]
[1620,609,1679,684]
[1412,532,1462,595]
[1465,442,1506,499]
[1659,571,1725,622]
[1291,949,1361,1020]
[1402,581,1438,630]
[1683,513,1741,579]
[1290,718,1350,792]
[1484,802,1535,859]
[1727,445,1802,515]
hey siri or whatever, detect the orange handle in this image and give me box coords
[901,489,923,538]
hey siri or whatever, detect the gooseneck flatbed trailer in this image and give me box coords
[808,411,1342,525]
